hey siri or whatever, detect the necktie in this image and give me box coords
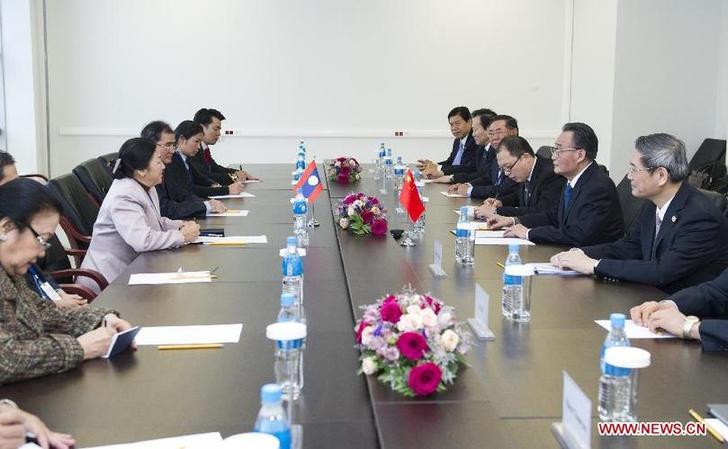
[182,158,193,182]
[563,183,574,214]
[523,182,531,207]
[203,147,212,166]
[654,214,663,242]
[452,141,465,165]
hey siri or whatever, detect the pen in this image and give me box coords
[689,408,725,443]
[496,262,505,269]
[158,344,223,350]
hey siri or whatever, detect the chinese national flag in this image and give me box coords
[399,169,425,222]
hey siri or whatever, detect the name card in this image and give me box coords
[428,239,447,278]
[468,283,494,340]
[552,371,591,449]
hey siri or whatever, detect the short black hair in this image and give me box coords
[0,151,16,183]
[562,122,598,160]
[175,120,204,142]
[193,108,226,127]
[0,178,62,231]
[474,109,498,129]
[498,136,534,158]
[141,121,174,143]
[488,114,519,131]
[448,106,471,122]
[113,138,158,180]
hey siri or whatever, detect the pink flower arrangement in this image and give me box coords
[328,157,362,184]
[355,287,471,397]
[336,193,388,237]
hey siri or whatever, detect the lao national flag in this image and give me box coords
[399,169,425,222]
[293,161,323,204]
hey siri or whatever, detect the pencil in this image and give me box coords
[689,408,726,443]
[158,344,223,350]
[496,262,505,269]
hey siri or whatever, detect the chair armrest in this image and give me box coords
[50,268,108,291]
[58,284,97,302]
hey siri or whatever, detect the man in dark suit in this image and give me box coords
[166,120,245,198]
[448,114,521,199]
[418,106,478,177]
[191,108,258,184]
[630,268,728,351]
[474,135,565,219]
[141,121,226,219]
[490,122,624,246]
[551,133,728,293]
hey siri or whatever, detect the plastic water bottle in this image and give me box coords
[375,143,385,179]
[599,313,630,373]
[598,346,650,422]
[254,384,291,449]
[384,148,394,179]
[501,244,523,317]
[455,206,474,265]
[292,191,309,247]
[282,236,304,309]
[277,293,297,322]
[267,322,307,402]
[394,156,405,190]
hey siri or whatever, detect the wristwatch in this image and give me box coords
[682,316,700,339]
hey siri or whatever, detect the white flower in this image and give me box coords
[421,308,438,328]
[353,200,364,208]
[437,310,454,328]
[339,218,349,229]
[361,326,375,346]
[406,305,422,316]
[397,313,423,332]
[441,329,460,352]
[362,356,378,375]
[347,205,356,216]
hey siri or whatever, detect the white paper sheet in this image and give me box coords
[595,319,676,339]
[475,237,534,246]
[440,191,467,198]
[135,324,243,346]
[82,432,224,449]
[475,230,505,238]
[704,418,728,441]
[241,179,261,183]
[129,272,212,285]
[206,209,249,217]
[194,235,268,244]
[526,263,581,276]
[209,192,256,199]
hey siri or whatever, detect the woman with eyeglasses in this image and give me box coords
[0,178,135,384]
[79,138,200,292]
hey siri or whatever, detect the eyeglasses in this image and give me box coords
[627,165,656,175]
[157,142,175,150]
[551,147,581,158]
[27,225,52,250]
[487,129,507,138]
[501,154,523,175]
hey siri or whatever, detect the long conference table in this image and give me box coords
[2,164,728,448]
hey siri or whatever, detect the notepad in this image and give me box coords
[134,324,243,346]
[206,209,249,217]
[475,230,505,238]
[526,263,581,276]
[129,271,213,285]
[194,235,268,244]
[81,432,224,448]
[595,319,676,339]
[103,326,141,358]
[475,237,534,246]
[209,192,256,199]
[440,191,467,198]
[708,404,728,426]
[704,419,728,441]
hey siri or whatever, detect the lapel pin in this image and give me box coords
[671,215,677,223]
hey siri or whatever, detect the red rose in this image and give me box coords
[337,173,350,184]
[380,300,403,323]
[408,362,442,396]
[355,320,369,344]
[397,332,428,360]
[342,195,356,205]
[371,218,388,237]
[383,294,396,303]
[361,210,374,224]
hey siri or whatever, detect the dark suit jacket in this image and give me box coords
[496,156,566,217]
[583,182,728,294]
[451,144,492,184]
[189,145,236,186]
[156,173,207,220]
[699,320,728,351]
[520,162,624,246]
[167,152,228,198]
[439,132,478,175]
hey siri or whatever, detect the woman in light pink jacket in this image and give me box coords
[80,138,200,292]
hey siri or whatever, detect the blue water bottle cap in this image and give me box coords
[508,243,519,253]
[261,383,282,404]
[280,293,294,307]
[610,313,626,329]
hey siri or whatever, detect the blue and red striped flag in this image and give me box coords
[293,160,323,204]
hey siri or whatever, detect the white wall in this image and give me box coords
[44,0,569,175]
[610,0,723,178]
[716,0,728,140]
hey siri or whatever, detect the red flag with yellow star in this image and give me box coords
[399,169,425,222]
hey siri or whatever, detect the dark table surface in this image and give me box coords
[2,164,727,448]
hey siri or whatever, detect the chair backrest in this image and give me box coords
[616,174,647,230]
[20,174,49,185]
[97,152,119,176]
[73,158,113,204]
[47,174,100,236]
[698,188,728,216]
[689,138,726,172]
[536,146,554,159]
[39,234,73,273]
